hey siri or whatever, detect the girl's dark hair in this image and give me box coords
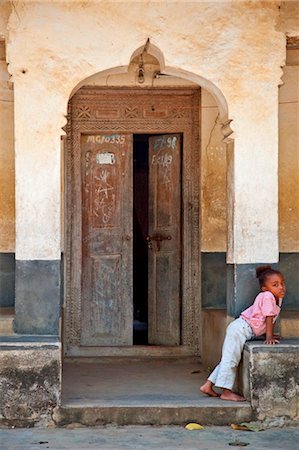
[256,265,283,287]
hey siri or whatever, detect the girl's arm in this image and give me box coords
[264,316,280,344]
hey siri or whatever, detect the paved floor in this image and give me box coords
[58,359,252,426]
[1,425,298,450]
[62,359,238,407]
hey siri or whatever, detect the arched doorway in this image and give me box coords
[64,84,200,356]
[62,45,232,359]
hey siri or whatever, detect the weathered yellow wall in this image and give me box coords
[202,47,299,254]
[5,1,284,262]
[0,41,15,252]
[0,2,298,259]
[65,61,226,253]
[279,49,299,252]
[281,311,299,338]
[201,91,227,252]
[0,1,11,39]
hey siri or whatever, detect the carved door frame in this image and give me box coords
[64,87,201,357]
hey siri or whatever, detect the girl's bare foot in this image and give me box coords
[220,389,246,402]
[200,380,220,397]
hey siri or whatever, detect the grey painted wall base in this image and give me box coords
[226,256,299,317]
[227,263,259,317]
[201,253,299,314]
[0,253,15,307]
[14,260,61,335]
[3,253,298,333]
[201,253,226,309]
[240,339,299,425]
[277,253,299,310]
[0,336,61,427]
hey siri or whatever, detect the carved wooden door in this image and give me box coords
[148,134,181,345]
[80,133,133,346]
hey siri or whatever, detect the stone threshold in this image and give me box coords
[53,403,253,426]
[66,345,196,358]
[59,359,253,426]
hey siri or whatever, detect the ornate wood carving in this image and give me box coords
[64,87,201,355]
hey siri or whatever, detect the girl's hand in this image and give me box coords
[264,336,280,345]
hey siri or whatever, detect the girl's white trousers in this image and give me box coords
[208,317,254,390]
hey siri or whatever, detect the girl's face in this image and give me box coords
[262,274,286,299]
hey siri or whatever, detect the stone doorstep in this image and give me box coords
[4,338,299,426]
[60,358,254,427]
[0,338,253,427]
[53,403,253,427]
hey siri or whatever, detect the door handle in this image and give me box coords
[146,235,172,251]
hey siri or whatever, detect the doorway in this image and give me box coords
[133,134,182,345]
[133,135,149,345]
[64,87,201,357]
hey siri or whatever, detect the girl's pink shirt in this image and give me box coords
[240,291,282,337]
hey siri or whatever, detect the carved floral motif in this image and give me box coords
[124,106,139,118]
[77,105,91,119]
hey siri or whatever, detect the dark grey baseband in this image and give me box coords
[14,260,61,335]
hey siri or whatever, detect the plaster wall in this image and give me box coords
[0,41,15,252]
[201,91,226,252]
[5,86,297,258]
[279,50,299,252]
[59,61,224,253]
[0,1,11,40]
[4,0,285,262]
[203,47,299,254]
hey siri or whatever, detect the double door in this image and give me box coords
[81,133,181,347]
[64,87,200,357]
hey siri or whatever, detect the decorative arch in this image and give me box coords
[67,43,233,142]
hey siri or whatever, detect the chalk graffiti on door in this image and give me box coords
[93,168,116,226]
[152,152,174,186]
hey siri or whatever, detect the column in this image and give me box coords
[13,81,62,335]
[226,95,279,318]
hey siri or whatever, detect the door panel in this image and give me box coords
[148,134,181,345]
[81,133,133,346]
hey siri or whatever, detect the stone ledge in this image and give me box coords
[0,334,60,348]
[241,339,299,425]
[244,338,299,351]
[0,336,61,427]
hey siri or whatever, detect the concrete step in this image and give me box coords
[57,359,253,426]
[0,307,15,335]
[54,402,253,426]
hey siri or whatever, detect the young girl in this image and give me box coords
[200,265,286,402]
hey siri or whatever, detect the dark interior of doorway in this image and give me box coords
[133,133,183,345]
[133,135,149,345]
